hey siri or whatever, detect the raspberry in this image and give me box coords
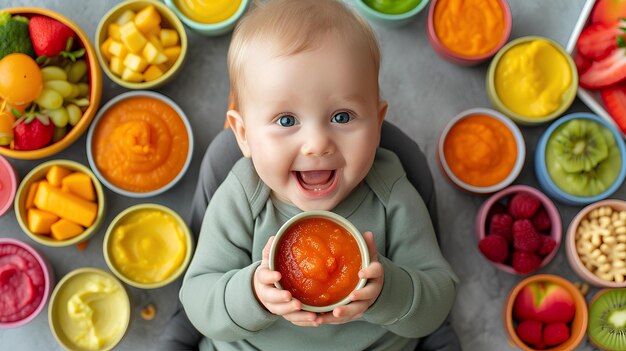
[532,207,552,232]
[508,192,541,219]
[512,251,542,274]
[513,219,543,252]
[538,236,557,257]
[517,320,543,346]
[478,235,509,263]
[543,322,569,346]
[490,213,513,242]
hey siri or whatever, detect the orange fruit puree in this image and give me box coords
[434,0,505,57]
[275,218,362,307]
[91,96,189,193]
[443,114,517,187]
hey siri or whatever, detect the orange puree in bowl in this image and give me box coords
[92,96,189,193]
[443,114,517,187]
[434,0,505,57]
[275,218,362,307]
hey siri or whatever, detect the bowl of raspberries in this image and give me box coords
[476,184,562,274]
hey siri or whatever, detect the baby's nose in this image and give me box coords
[301,128,336,156]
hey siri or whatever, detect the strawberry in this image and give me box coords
[592,0,626,25]
[574,52,591,74]
[516,320,543,346]
[576,20,625,60]
[28,16,76,58]
[601,83,626,134]
[579,48,626,89]
[12,112,54,150]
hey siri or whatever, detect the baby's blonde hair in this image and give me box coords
[227,0,381,109]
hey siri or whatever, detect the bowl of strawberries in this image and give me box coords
[0,7,102,160]
[475,185,562,275]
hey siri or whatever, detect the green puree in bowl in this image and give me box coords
[363,0,422,14]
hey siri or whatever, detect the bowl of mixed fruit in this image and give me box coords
[0,8,101,160]
[535,112,626,205]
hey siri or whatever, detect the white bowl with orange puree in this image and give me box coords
[86,91,193,198]
[487,36,578,125]
[103,203,193,289]
[437,108,525,194]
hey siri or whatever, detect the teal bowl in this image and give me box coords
[164,0,249,36]
[354,0,430,27]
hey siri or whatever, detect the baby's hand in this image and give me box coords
[315,231,384,325]
[253,236,318,326]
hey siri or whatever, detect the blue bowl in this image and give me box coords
[354,0,430,27]
[535,113,626,206]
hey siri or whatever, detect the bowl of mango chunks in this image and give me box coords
[95,0,187,89]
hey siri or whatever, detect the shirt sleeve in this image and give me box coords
[362,176,459,338]
[180,172,278,341]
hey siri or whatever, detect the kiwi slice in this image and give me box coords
[546,119,621,197]
[589,289,626,351]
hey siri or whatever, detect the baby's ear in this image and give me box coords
[377,100,388,127]
[227,109,251,157]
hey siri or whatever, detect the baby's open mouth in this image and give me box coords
[295,170,337,193]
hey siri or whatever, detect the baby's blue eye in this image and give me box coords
[331,112,352,124]
[277,115,297,127]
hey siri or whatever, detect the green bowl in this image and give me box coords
[354,0,430,27]
[486,36,578,125]
[164,0,249,36]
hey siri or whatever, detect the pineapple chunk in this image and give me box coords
[110,57,124,76]
[115,9,136,25]
[120,21,147,53]
[122,68,143,82]
[123,53,148,72]
[134,5,161,34]
[108,40,128,59]
[164,46,181,63]
[142,42,160,64]
[159,29,179,47]
[100,37,114,61]
[108,23,121,41]
[143,65,164,82]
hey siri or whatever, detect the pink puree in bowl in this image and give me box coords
[0,239,48,326]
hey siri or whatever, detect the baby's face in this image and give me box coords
[231,37,386,211]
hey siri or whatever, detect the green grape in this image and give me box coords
[34,88,63,110]
[66,104,82,126]
[68,60,87,83]
[66,84,80,99]
[77,83,89,97]
[45,107,69,128]
[41,66,68,81]
[44,80,73,97]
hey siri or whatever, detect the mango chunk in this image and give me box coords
[110,57,124,76]
[134,5,161,34]
[100,37,114,61]
[34,181,98,227]
[28,208,59,235]
[50,219,84,241]
[141,42,160,64]
[25,181,41,210]
[143,65,164,82]
[164,46,181,63]
[120,21,147,53]
[108,40,128,59]
[123,53,148,72]
[116,9,136,25]
[147,34,164,51]
[46,165,72,187]
[159,29,178,47]
[108,23,121,41]
[61,172,96,201]
[122,68,143,82]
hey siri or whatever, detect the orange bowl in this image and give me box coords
[504,274,588,351]
[0,7,102,160]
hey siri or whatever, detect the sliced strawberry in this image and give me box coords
[28,15,76,57]
[576,21,624,60]
[579,48,626,89]
[601,83,626,134]
[574,52,592,74]
[592,0,626,25]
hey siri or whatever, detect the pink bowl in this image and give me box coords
[475,185,562,274]
[566,199,626,288]
[0,238,53,328]
[0,155,17,217]
[426,0,512,66]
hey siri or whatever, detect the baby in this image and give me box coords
[180,1,458,350]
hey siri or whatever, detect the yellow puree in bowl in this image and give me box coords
[174,0,242,24]
[58,275,127,350]
[110,209,186,284]
[495,39,572,118]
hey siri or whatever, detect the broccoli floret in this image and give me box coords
[0,13,35,60]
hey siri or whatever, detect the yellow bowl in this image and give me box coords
[49,268,130,351]
[0,8,102,160]
[103,203,193,289]
[14,159,106,247]
[95,0,188,89]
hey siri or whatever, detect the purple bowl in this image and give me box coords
[475,185,562,275]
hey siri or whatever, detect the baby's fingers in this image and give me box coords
[358,261,383,280]
[350,283,379,302]
[266,299,302,316]
[258,285,292,304]
[262,236,275,261]
[257,266,282,285]
[283,310,319,326]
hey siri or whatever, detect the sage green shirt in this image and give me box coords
[180,148,458,351]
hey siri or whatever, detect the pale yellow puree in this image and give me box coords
[494,39,571,118]
[174,0,242,24]
[110,209,186,284]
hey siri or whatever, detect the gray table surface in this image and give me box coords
[0,0,616,350]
